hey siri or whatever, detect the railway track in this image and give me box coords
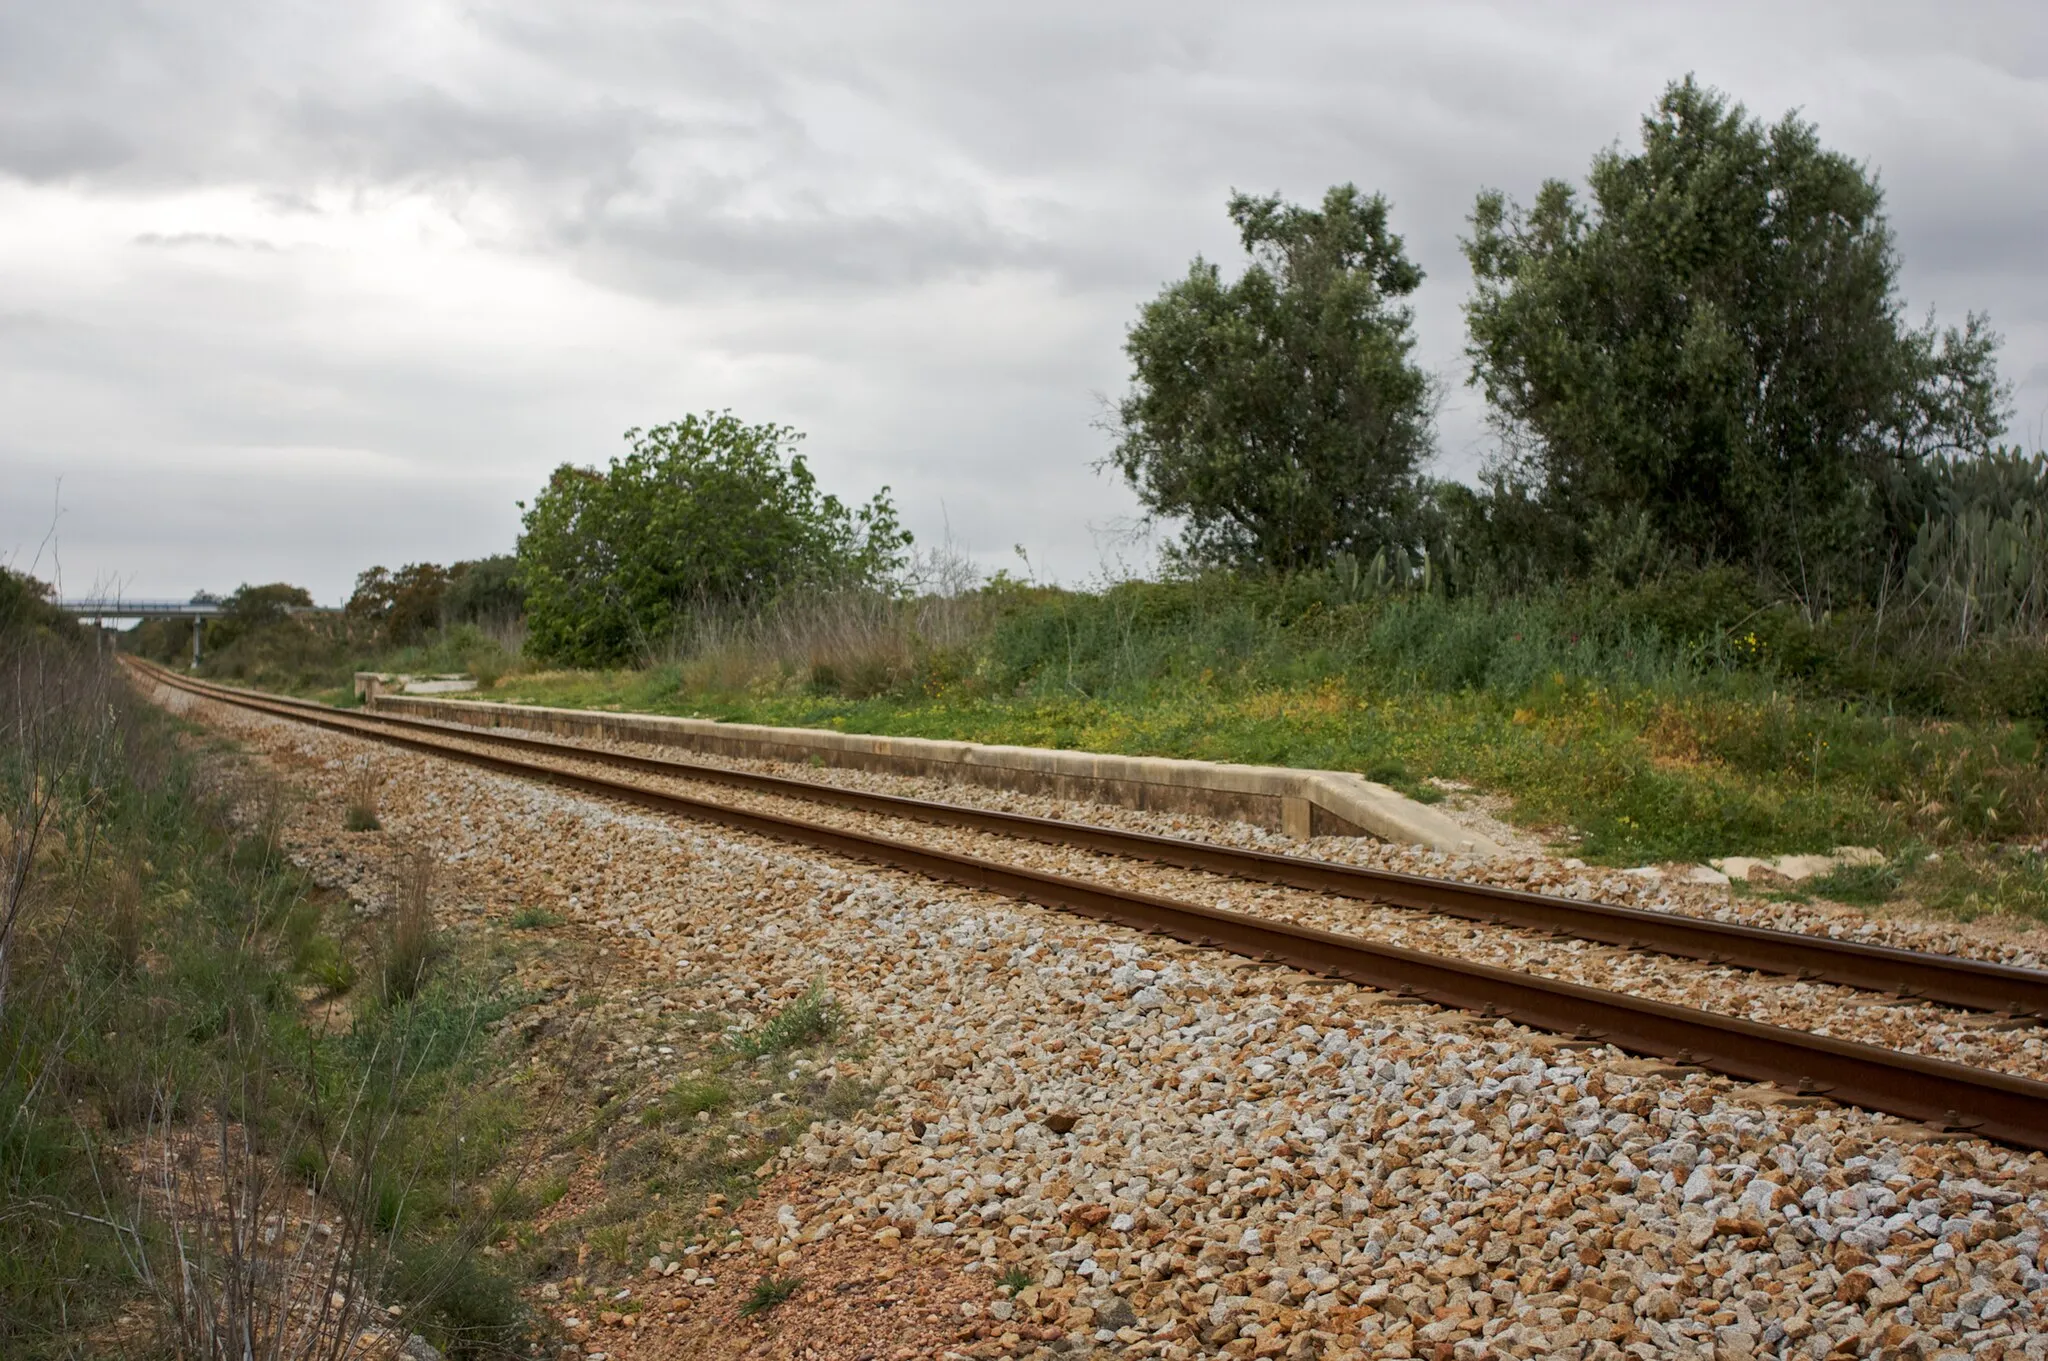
[136,659,2048,1151]
[137,661,2048,1017]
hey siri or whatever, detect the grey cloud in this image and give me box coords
[133,232,277,251]
[2,0,2047,599]
[0,115,132,181]
[565,196,1064,297]
[279,89,681,191]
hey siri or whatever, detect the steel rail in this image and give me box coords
[133,661,2048,1150]
[130,660,2048,1020]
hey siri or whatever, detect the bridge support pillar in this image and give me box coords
[191,616,204,669]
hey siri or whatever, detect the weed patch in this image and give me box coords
[818,1076,877,1120]
[1905,850,2048,922]
[1806,857,1909,907]
[646,1075,733,1124]
[741,1274,802,1317]
[731,983,838,1059]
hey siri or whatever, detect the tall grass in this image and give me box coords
[344,763,381,833]
[379,848,445,1004]
[489,565,2048,868]
[630,572,1729,709]
[650,588,996,700]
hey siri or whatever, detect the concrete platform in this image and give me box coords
[372,694,1504,858]
[354,672,479,699]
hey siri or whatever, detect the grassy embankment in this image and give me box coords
[453,575,2048,921]
[2,624,539,1357]
[7,615,884,1356]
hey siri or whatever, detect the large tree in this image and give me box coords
[1464,76,2007,596]
[518,412,910,666]
[1109,185,1435,570]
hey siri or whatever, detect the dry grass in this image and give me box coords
[137,1119,377,1361]
[343,764,381,834]
[379,848,444,1004]
[105,865,145,975]
[660,588,994,699]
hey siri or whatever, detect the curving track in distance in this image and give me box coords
[133,659,2048,1152]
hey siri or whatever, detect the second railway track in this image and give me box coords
[137,659,2048,1151]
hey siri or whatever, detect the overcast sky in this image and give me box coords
[4,1,2045,604]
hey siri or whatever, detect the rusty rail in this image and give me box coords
[134,661,2048,1019]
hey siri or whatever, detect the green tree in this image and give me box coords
[223,581,312,624]
[517,412,911,666]
[1463,76,2008,598]
[1108,185,1435,570]
[0,569,68,636]
[442,555,524,628]
[206,582,314,651]
[347,564,451,646]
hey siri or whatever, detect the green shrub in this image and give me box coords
[295,933,356,993]
[391,1239,529,1360]
[519,413,911,667]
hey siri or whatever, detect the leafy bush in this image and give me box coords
[0,567,72,635]
[518,412,912,666]
[350,563,453,646]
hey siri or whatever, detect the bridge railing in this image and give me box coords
[59,600,226,619]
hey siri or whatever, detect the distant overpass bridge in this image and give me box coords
[61,598,225,665]
[59,597,337,664]
[60,598,225,621]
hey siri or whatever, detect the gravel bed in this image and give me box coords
[158,685,2048,1360]
[359,714,2048,1081]
[418,710,2048,973]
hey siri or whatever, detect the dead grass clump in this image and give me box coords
[378,849,444,1004]
[104,864,146,976]
[243,775,293,870]
[343,765,381,834]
